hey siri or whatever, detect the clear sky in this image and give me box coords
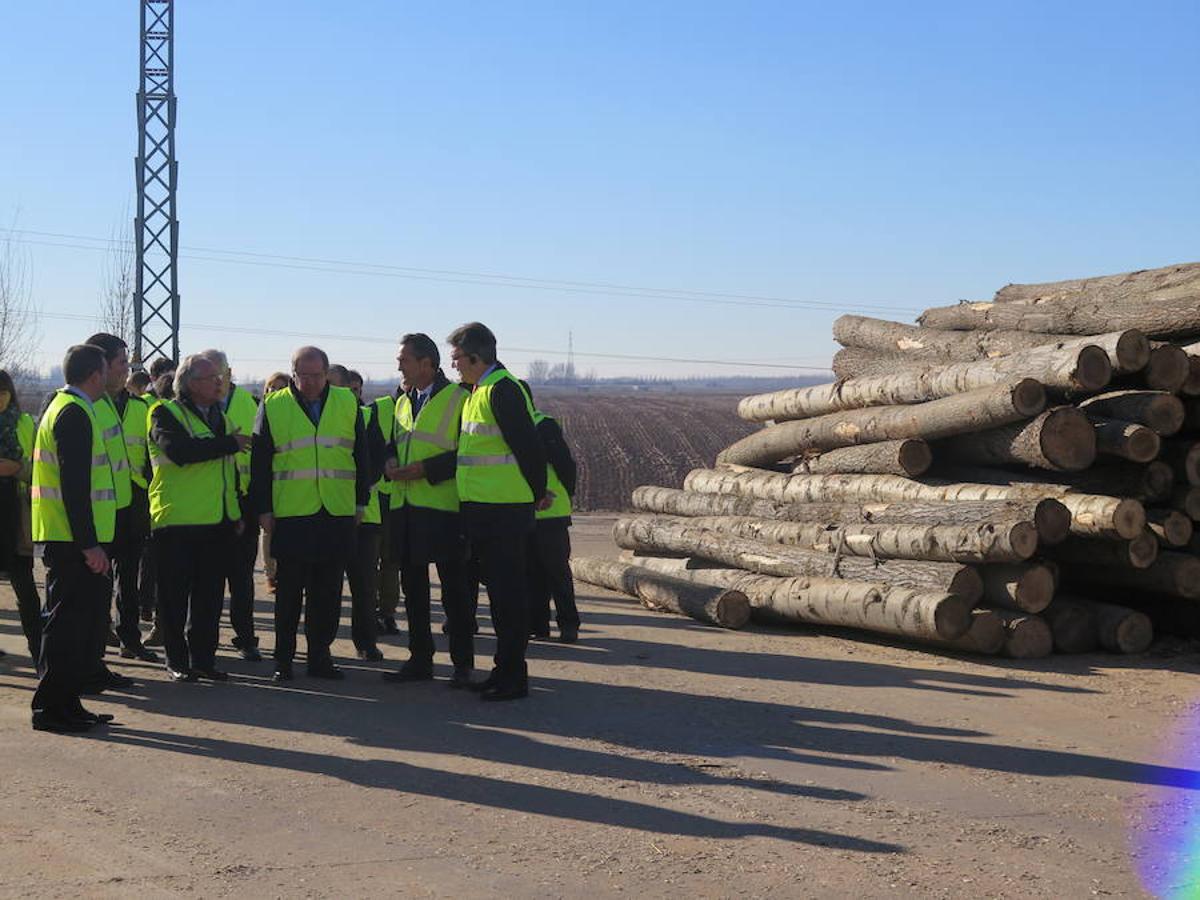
[2,1,1198,382]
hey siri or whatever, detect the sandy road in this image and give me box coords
[0,515,1196,897]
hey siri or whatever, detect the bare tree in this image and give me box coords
[98,214,135,345]
[0,225,38,373]
[527,359,550,383]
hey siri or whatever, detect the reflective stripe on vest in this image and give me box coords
[456,369,534,505]
[147,400,241,529]
[393,382,467,513]
[31,390,117,543]
[372,395,396,498]
[264,386,358,519]
[95,395,132,509]
[121,394,150,490]
[225,384,258,497]
[532,411,572,520]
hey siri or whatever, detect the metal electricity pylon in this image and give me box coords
[133,0,179,367]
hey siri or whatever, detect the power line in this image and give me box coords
[34,310,833,372]
[2,227,923,316]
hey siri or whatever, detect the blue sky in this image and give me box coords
[2,1,1197,381]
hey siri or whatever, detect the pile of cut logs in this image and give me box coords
[572,262,1200,659]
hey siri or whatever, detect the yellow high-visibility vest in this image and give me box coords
[31,390,117,544]
[456,369,535,505]
[263,386,358,518]
[147,400,240,529]
[393,383,467,513]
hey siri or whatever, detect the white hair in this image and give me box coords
[198,348,230,371]
[173,354,214,399]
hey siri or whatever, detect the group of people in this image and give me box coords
[0,322,580,733]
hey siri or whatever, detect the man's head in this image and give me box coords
[63,344,109,401]
[291,346,329,402]
[347,370,364,403]
[396,332,440,392]
[127,371,152,396]
[149,357,175,380]
[326,364,351,388]
[446,322,497,387]
[85,332,130,395]
[198,348,231,400]
[175,354,221,407]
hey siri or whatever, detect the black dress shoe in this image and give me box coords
[239,646,264,662]
[166,665,196,683]
[307,662,345,680]
[120,645,161,663]
[379,616,400,635]
[447,667,478,689]
[72,704,115,724]
[272,664,294,682]
[356,647,384,662]
[32,710,96,733]
[558,627,579,644]
[194,667,229,682]
[106,671,136,689]
[480,681,529,702]
[467,673,499,694]
[529,629,551,641]
[381,662,433,683]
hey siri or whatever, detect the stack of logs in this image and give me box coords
[572,261,1200,659]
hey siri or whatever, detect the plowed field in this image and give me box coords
[537,391,756,511]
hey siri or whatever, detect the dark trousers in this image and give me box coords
[528,522,579,633]
[224,506,260,648]
[345,525,380,652]
[376,509,401,617]
[473,529,530,684]
[112,498,149,650]
[9,555,43,658]
[274,557,344,667]
[32,544,111,714]
[139,535,157,618]
[401,552,475,671]
[155,527,229,671]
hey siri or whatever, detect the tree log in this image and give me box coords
[936,406,1096,472]
[1121,594,1200,639]
[832,348,915,381]
[628,558,973,641]
[993,262,1200,305]
[979,563,1056,614]
[1184,398,1200,434]
[1183,354,1200,397]
[670,514,1038,564]
[569,557,750,628]
[1079,390,1185,436]
[630,485,1071,544]
[1141,344,1191,393]
[832,316,1149,372]
[1091,417,1161,463]
[917,295,1200,339]
[1171,485,1200,520]
[718,381,1046,467]
[1091,601,1153,654]
[991,610,1054,659]
[612,516,984,601]
[793,440,932,477]
[1042,598,1099,653]
[926,609,1006,655]
[934,462,1174,505]
[1146,508,1193,548]
[1159,440,1200,485]
[1059,551,1200,599]
[685,467,1146,539]
[1044,532,1159,569]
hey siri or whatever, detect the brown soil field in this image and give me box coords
[537,390,757,511]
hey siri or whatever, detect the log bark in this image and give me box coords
[934,462,1174,505]
[669,514,1037,564]
[936,406,1096,472]
[1042,598,1099,653]
[926,609,1006,656]
[1141,344,1191,393]
[979,563,1056,614]
[628,558,973,641]
[1044,532,1159,569]
[1183,354,1200,397]
[1171,485,1200,520]
[739,347,1102,425]
[1146,508,1193,547]
[630,485,1071,544]
[612,516,984,602]
[1121,594,1200,639]
[718,381,1046,468]
[1091,417,1161,463]
[993,262,1200,305]
[1090,601,1154,654]
[832,316,1149,372]
[1079,390,1185,436]
[991,610,1054,659]
[1059,551,1200,599]
[685,467,1146,539]
[832,348,915,381]
[793,440,932,477]
[1159,440,1200,486]
[569,557,750,628]
[917,295,1200,339]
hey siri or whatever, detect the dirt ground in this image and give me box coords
[1,515,1197,898]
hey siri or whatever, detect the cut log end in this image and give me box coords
[1074,345,1114,392]
[1002,615,1054,659]
[1111,611,1154,654]
[934,593,974,641]
[1007,521,1040,560]
[1127,532,1161,569]
[949,568,985,604]
[1124,427,1162,463]
[1148,509,1194,547]
[898,439,934,477]
[1033,498,1072,545]
[1012,378,1049,416]
[1013,565,1056,614]
[1040,407,1099,471]
[1113,498,1149,539]
[1115,330,1152,373]
[1145,345,1191,393]
[712,592,753,630]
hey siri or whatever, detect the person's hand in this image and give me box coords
[392,462,424,482]
[259,512,275,532]
[232,433,253,452]
[354,507,365,525]
[534,490,556,512]
[0,459,21,477]
[83,545,110,575]
[384,458,401,481]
